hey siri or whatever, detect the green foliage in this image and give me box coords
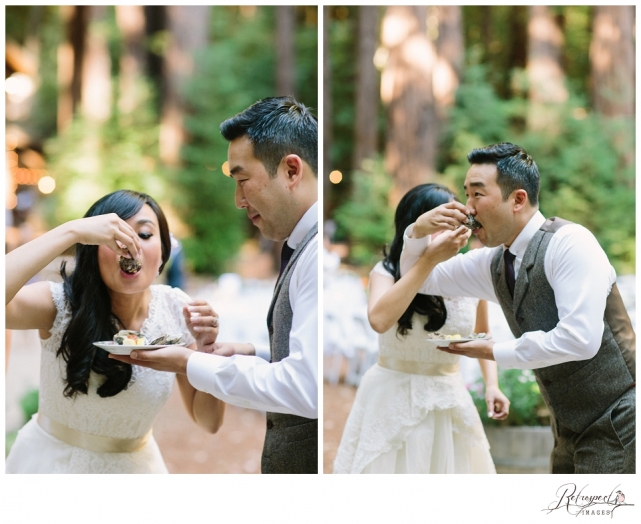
[44,81,168,226]
[175,6,318,274]
[333,157,394,267]
[469,369,550,427]
[20,388,39,421]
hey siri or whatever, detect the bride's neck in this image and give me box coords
[109,289,151,331]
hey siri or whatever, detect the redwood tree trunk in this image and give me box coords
[590,6,635,118]
[352,5,379,172]
[276,6,296,96]
[381,6,437,204]
[527,6,567,130]
[323,5,332,217]
[434,6,463,119]
[57,5,87,131]
[81,5,112,122]
[161,6,210,166]
[115,5,146,113]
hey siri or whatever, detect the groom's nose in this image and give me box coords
[235,184,247,209]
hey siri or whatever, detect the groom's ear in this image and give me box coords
[512,189,528,211]
[282,154,304,188]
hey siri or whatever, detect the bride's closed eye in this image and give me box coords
[138,232,153,240]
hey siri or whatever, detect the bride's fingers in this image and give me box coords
[190,315,219,330]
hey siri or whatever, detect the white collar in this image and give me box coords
[285,201,318,249]
[504,210,546,258]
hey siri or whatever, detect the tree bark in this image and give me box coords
[57,5,87,131]
[590,6,635,118]
[381,6,437,204]
[323,6,332,217]
[115,5,146,114]
[434,6,463,119]
[161,6,210,166]
[276,6,296,96]
[352,5,379,172]
[527,6,567,130]
[81,5,112,122]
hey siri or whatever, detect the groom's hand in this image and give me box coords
[208,342,256,357]
[108,344,194,374]
[183,300,219,353]
[437,338,495,360]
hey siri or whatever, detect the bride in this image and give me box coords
[333,184,510,474]
[5,189,225,474]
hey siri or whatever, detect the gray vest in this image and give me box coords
[261,223,318,474]
[491,217,635,434]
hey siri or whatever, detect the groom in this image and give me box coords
[400,142,635,474]
[115,96,318,473]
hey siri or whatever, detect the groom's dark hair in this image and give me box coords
[468,142,540,206]
[220,96,318,177]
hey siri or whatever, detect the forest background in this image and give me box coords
[325,5,635,275]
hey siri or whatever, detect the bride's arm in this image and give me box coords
[475,301,509,420]
[176,353,225,433]
[6,214,141,331]
[368,227,471,334]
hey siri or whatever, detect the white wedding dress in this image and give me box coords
[5,282,194,474]
[333,262,496,474]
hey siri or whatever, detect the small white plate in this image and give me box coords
[93,341,186,355]
[425,335,488,349]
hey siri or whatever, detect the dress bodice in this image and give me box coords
[39,282,195,439]
[372,262,479,365]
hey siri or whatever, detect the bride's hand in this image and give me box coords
[485,385,510,420]
[69,213,141,258]
[424,225,471,264]
[413,201,469,238]
[183,300,220,353]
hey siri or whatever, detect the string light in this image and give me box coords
[329,170,343,184]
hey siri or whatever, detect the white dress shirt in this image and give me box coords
[187,202,318,419]
[400,211,617,370]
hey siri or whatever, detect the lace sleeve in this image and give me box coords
[370,261,393,279]
[45,281,71,351]
[166,287,196,347]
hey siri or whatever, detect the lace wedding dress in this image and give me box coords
[333,262,496,474]
[5,282,194,474]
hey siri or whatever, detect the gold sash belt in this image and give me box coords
[37,413,151,453]
[378,357,460,376]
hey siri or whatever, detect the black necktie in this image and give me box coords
[504,249,516,298]
[278,241,295,281]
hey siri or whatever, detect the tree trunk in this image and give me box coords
[381,6,437,204]
[434,6,463,119]
[161,6,210,166]
[57,5,87,131]
[352,5,379,172]
[323,6,332,218]
[276,6,296,96]
[115,5,146,114]
[527,6,567,130]
[81,5,112,122]
[590,6,635,118]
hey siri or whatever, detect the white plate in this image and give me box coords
[424,335,488,349]
[93,341,186,355]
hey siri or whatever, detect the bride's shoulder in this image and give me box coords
[151,284,192,308]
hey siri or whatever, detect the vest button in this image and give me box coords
[517,317,524,323]
[542,379,552,387]
[266,420,274,429]
[268,326,273,336]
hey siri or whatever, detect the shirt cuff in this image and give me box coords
[403,224,430,255]
[492,340,519,369]
[186,351,228,394]
[254,344,270,362]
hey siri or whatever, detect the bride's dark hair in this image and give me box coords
[58,190,171,398]
[382,183,457,337]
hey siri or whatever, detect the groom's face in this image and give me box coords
[464,163,515,248]
[228,136,296,241]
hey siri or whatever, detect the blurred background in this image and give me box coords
[5,5,318,473]
[322,6,635,473]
